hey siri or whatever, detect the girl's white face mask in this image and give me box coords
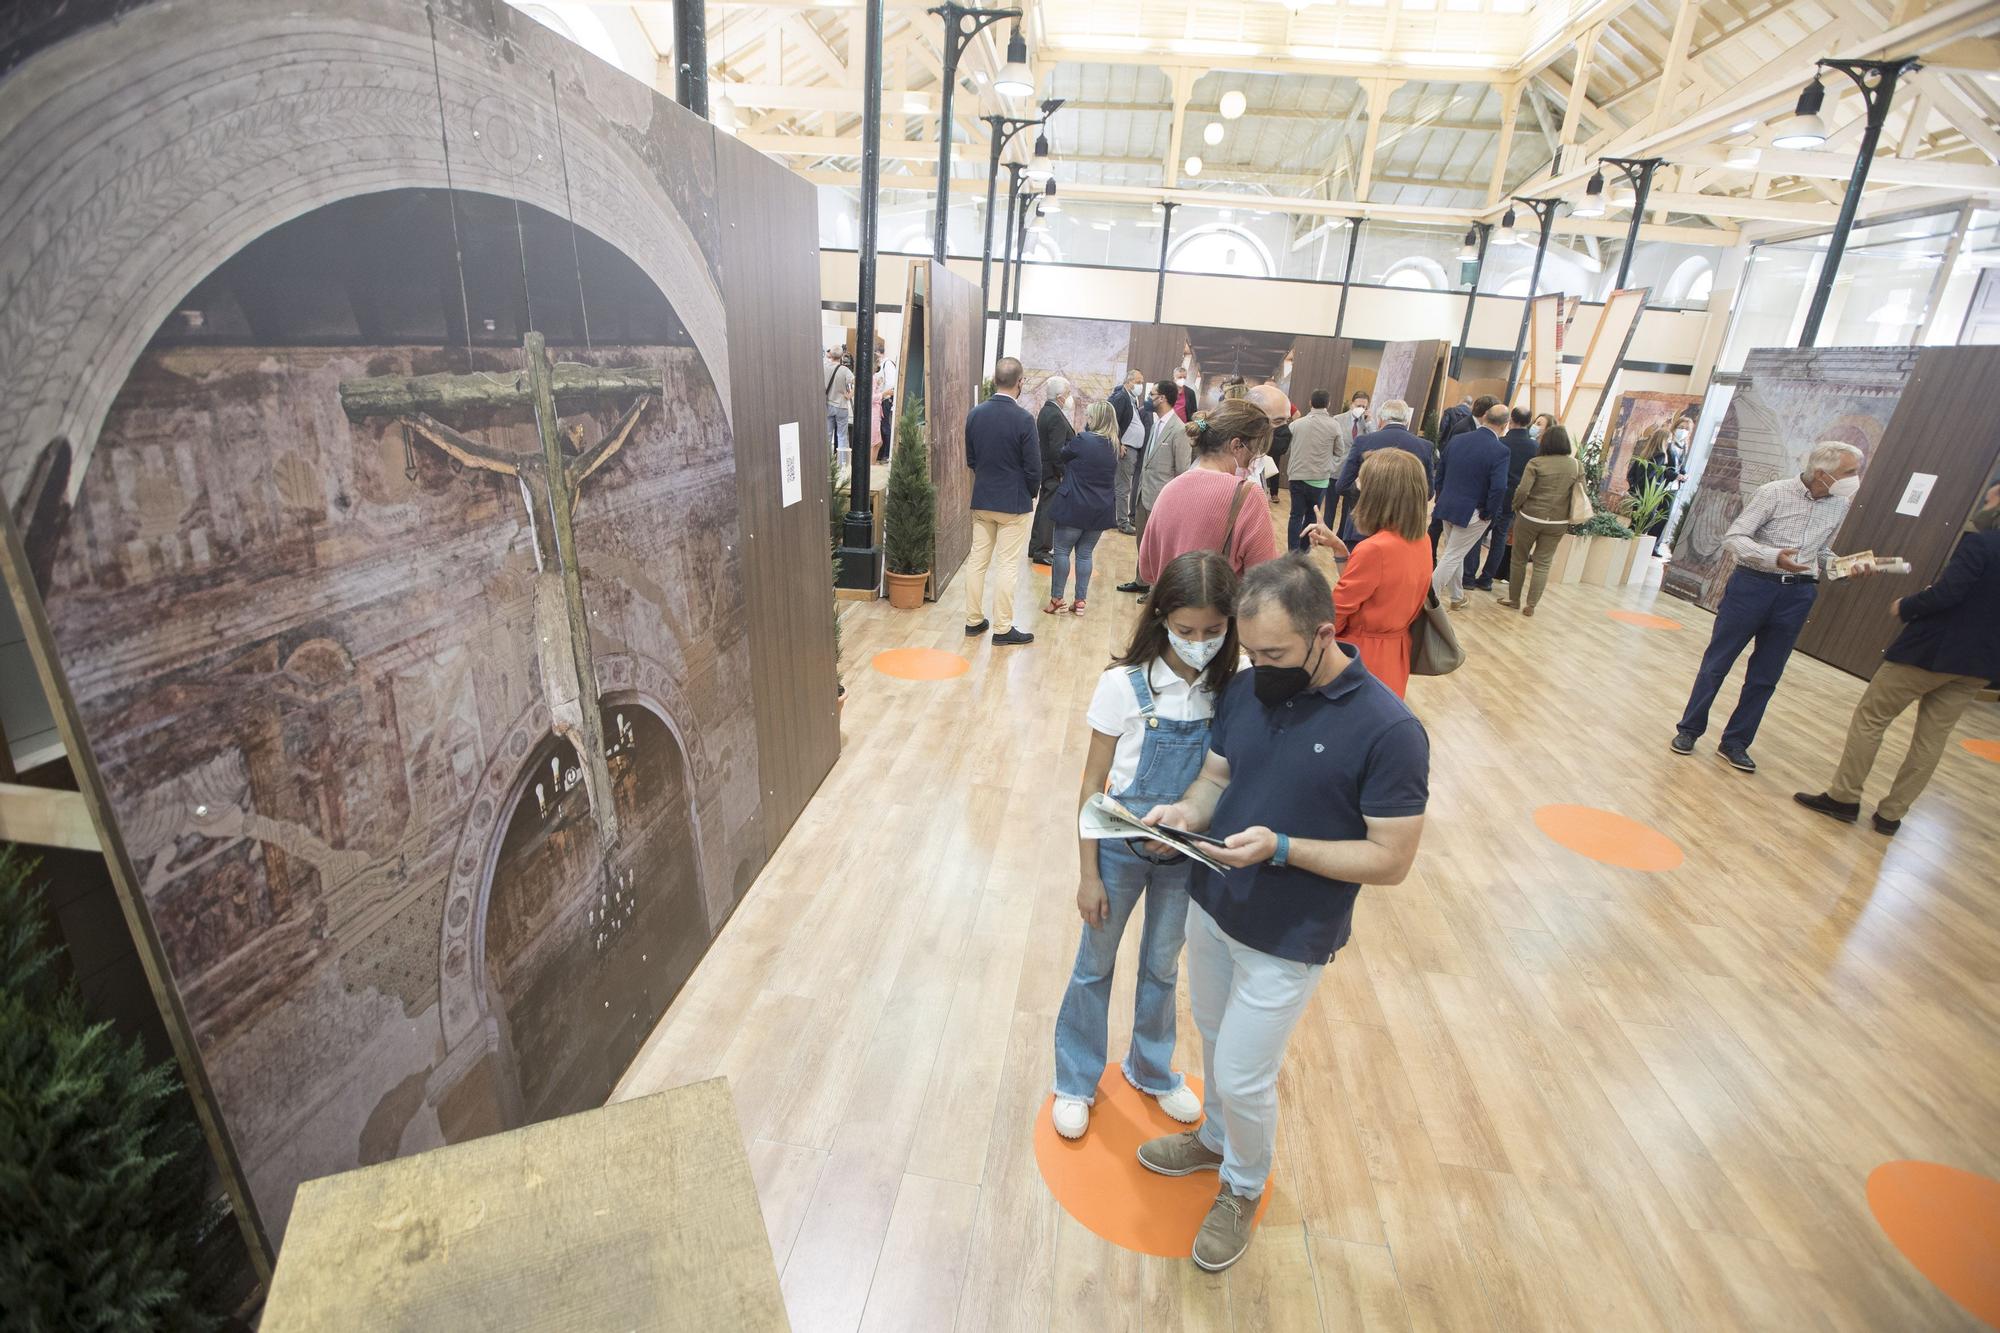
[1167,628,1223,671]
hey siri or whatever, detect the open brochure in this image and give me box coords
[1826,551,1912,580]
[1078,792,1230,874]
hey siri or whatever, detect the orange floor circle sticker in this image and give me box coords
[1033,1065,1272,1257]
[1962,738,2000,764]
[1607,610,1683,631]
[1533,805,1685,872]
[871,647,970,681]
[1867,1160,2000,1327]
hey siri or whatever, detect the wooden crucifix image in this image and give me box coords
[340,331,659,847]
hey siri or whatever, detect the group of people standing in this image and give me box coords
[955,352,1997,1278]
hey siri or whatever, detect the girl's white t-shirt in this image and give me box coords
[1086,657,1219,796]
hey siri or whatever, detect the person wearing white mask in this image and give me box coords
[1671,440,1876,773]
[1332,390,1374,461]
[1049,550,1241,1142]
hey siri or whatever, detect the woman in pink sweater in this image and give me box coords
[1136,398,1279,585]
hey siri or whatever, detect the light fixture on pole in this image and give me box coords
[1458,226,1480,263]
[1572,170,1607,219]
[1598,157,1664,288]
[1027,132,1054,182]
[928,3,1025,264]
[994,24,1035,97]
[1042,178,1060,212]
[1185,155,1203,176]
[1503,197,1562,401]
[1770,75,1828,148]
[1494,206,1518,247]
[1450,222,1492,380]
[978,100,1062,361]
[1219,90,1247,120]
[1797,57,1922,345]
[1203,122,1224,146]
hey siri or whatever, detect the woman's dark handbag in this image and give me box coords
[1409,588,1465,677]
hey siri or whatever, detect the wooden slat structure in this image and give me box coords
[0,781,97,851]
[718,127,844,855]
[1797,343,2000,678]
[1564,287,1651,447]
[1286,335,1353,409]
[261,1078,787,1331]
[1125,322,1189,385]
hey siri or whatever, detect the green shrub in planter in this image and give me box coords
[0,849,219,1330]
[1569,511,1635,539]
[882,395,935,577]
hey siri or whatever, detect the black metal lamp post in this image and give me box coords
[994,163,1027,354]
[927,3,1024,264]
[837,0,888,591]
[979,99,1063,348]
[1797,57,1921,346]
[1334,218,1364,337]
[1004,179,1042,350]
[1153,201,1178,322]
[673,0,708,117]
[1502,197,1562,402]
[1594,157,1664,290]
[1450,222,1491,381]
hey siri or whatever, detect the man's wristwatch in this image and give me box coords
[1271,833,1291,868]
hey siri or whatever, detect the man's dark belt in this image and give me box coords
[1740,567,1817,585]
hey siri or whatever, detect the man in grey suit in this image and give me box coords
[1117,380,1189,595]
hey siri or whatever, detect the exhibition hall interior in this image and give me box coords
[4,0,2000,1326]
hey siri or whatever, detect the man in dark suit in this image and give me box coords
[1430,402,1510,608]
[963,356,1042,646]
[1110,370,1149,534]
[1030,376,1075,565]
[1466,406,1539,591]
[1437,395,1474,446]
[1431,394,1498,556]
[1332,399,1435,546]
[1795,477,2000,834]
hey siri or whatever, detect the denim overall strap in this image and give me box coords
[1114,664,1211,811]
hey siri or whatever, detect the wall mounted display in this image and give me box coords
[1373,340,1447,425]
[0,0,836,1261]
[1021,315,1131,424]
[1663,347,1919,611]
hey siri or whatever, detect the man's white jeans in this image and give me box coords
[1185,899,1325,1199]
[1433,516,1492,603]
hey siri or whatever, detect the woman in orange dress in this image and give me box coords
[1309,448,1434,697]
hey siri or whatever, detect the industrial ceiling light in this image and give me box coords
[1042,177,1060,212]
[1204,122,1224,146]
[1219,89,1247,120]
[1495,206,1518,246]
[711,95,739,136]
[901,92,928,116]
[1729,118,1757,134]
[995,26,1035,98]
[1027,132,1054,183]
[1185,155,1204,176]
[1571,169,1607,219]
[1770,76,1828,148]
[1459,226,1479,262]
[1726,140,1762,169]
[1029,206,1049,233]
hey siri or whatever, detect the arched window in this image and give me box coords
[1382,257,1448,290]
[1168,225,1274,278]
[1498,270,1533,297]
[1662,255,1715,307]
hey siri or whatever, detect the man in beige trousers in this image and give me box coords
[961,357,1042,646]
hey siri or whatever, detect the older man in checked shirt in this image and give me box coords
[1671,441,1876,773]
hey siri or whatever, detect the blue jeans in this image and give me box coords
[828,410,849,457]
[1051,525,1103,601]
[1052,839,1192,1100]
[1677,569,1817,751]
[1287,481,1328,551]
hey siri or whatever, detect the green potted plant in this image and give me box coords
[1572,509,1635,586]
[882,394,934,609]
[1620,476,1673,584]
[0,849,221,1330]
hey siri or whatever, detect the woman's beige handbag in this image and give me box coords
[1566,475,1594,525]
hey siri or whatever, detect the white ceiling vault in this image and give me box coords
[548,0,2000,243]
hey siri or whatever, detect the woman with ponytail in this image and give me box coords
[1135,398,1279,586]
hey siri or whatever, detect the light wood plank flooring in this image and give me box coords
[617,502,2000,1332]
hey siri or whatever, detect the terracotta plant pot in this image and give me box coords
[885,570,929,609]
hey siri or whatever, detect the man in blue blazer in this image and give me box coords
[1429,401,1511,607]
[1332,400,1434,546]
[963,357,1042,646]
[1796,478,2000,834]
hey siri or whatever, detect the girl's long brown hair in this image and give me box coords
[1112,550,1240,693]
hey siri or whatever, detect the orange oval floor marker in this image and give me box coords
[871,647,970,681]
[1031,562,1052,576]
[1533,805,1685,872]
[1867,1160,2000,1327]
[1033,1067,1272,1257]
[1962,738,2000,764]
[1608,609,1683,631]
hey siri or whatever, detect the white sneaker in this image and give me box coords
[1052,1096,1090,1140]
[1155,1085,1203,1124]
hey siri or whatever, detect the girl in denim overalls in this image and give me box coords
[1051,551,1241,1139]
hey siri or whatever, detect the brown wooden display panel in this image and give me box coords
[1126,323,1189,385]
[716,129,842,851]
[1288,335,1353,409]
[914,260,980,597]
[1374,339,1444,415]
[1796,344,2000,679]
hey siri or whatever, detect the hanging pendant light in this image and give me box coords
[1042,178,1060,213]
[995,26,1034,99]
[1184,155,1203,176]
[1027,132,1053,183]
[1770,76,1828,149]
[1459,227,1480,262]
[1219,90,1247,120]
[1495,206,1518,247]
[1726,140,1762,169]
[1572,169,1607,219]
[1203,122,1224,146]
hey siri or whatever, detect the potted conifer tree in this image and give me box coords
[882,395,935,609]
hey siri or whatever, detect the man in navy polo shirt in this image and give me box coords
[1136,554,1429,1272]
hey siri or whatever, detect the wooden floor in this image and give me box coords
[616,499,2000,1332]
